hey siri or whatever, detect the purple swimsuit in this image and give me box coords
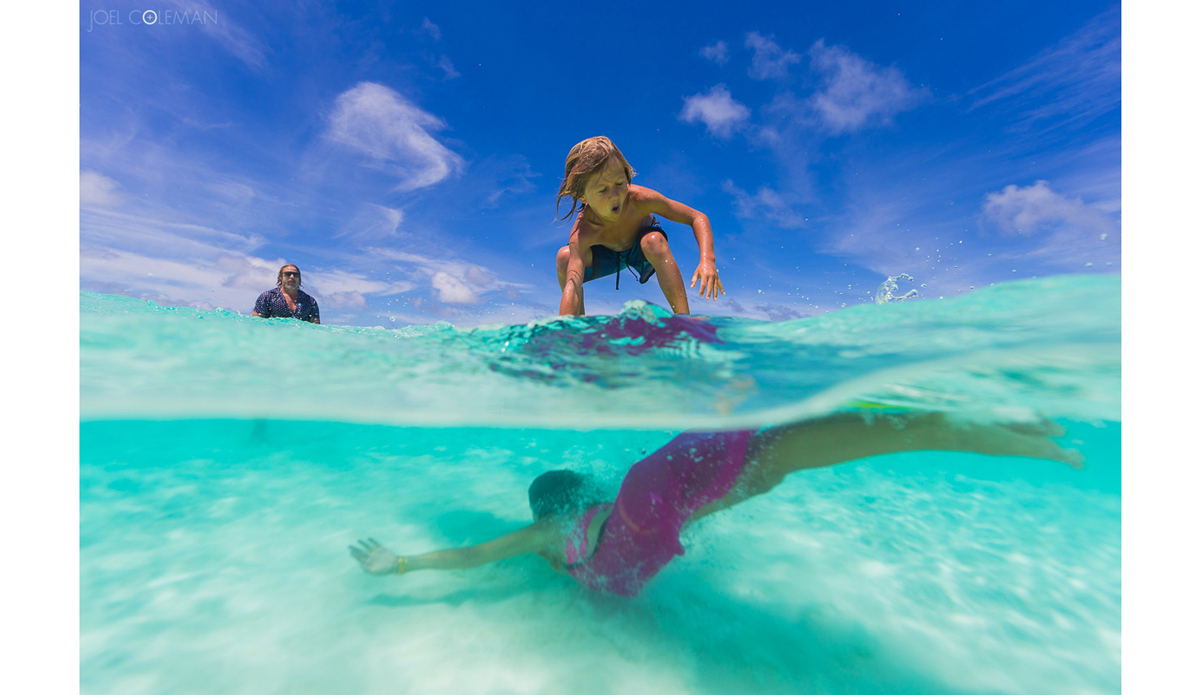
[563,430,753,596]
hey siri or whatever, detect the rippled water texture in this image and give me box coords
[80,274,1120,695]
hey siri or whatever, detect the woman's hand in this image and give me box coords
[349,538,407,576]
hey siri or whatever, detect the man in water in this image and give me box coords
[252,264,320,324]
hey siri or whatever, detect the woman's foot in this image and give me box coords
[957,419,1084,468]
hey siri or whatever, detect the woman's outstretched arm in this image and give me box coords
[350,520,561,576]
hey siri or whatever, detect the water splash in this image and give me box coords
[876,273,919,304]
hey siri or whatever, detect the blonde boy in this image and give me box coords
[555,137,723,315]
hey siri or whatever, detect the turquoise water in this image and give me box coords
[81,274,1120,695]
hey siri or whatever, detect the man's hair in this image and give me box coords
[276,264,302,288]
[555,136,635,221]
[528,470,602,520]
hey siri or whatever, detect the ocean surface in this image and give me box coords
[80,274,1121,695]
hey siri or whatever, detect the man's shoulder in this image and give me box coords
[257,287,280,300]
[298,288,318,303]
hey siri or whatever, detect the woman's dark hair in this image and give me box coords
[528,470,601,520]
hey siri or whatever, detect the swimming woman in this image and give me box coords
[350,411,1081,597]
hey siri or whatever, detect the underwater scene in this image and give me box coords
[81,273,1120,695]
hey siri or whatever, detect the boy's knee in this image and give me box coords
[639,232,670,259]
[556,246,571,270]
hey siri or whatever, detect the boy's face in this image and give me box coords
[581,158,630,221]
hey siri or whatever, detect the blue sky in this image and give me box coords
[78,0,1121,325]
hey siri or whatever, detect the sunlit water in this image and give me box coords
[81,274,1120,695]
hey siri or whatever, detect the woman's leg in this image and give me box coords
[689,411,1082,521]
[639,232,691,314]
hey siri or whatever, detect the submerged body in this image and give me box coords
[562,429,751,595]
[351,411,1081,597]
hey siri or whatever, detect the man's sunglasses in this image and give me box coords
[282,271,300,277]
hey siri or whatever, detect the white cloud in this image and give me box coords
[310,267,413,296]
[746,32,801,80]
[700,40,729,65]
[431,271,480,304]
[79,204,414,315]
[214,254,281,291]
[369,248,526,306]
[979,180,1120,269]
[808,40,923,134]
[80,170,124,208]
[80,242,413,315]
[81,246,267,311]
[679,84,751,138]
[325,82,465,192]
[324,291,369,310]
[982,180,1118,238]
[721,179,805,229]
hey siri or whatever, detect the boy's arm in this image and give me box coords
[637,187,724,301]
[559,227,588,316]
[350,521,561,576]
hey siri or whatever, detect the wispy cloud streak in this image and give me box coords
[721,180,806,229]
[167,0,268,68]
[969,7,1120,130]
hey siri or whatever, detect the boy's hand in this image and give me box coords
[691,261,724,301]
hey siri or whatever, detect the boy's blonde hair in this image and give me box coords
[555,136,636,221]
